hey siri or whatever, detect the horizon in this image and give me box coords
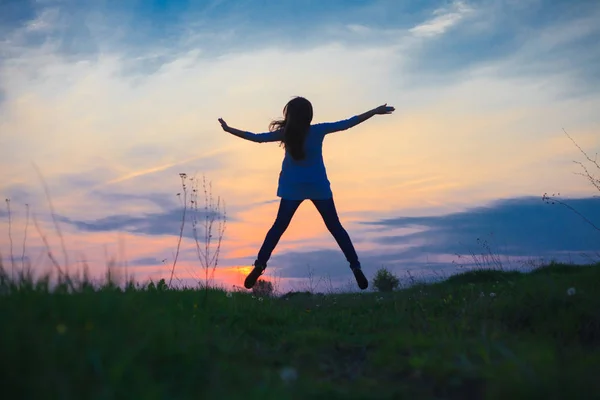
[1,0,599,292]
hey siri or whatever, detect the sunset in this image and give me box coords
[1,1,599,292]
[2,0,600,397]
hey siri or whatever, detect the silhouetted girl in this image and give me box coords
[219,97,395,290]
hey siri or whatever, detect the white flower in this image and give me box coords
[489,292,496,298]
[567,287,576,296]
[279,367,298,383]
[258,297,264,302]
[226,292,233,298]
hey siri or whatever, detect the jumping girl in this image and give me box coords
[218,97,395,290]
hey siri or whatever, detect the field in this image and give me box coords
[1,262,599,399]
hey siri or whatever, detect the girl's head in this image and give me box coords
[270,96,313,160]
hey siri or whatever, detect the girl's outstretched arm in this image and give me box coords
[321,104,395,134]
[218,118,283,143]
[355,103,395,124]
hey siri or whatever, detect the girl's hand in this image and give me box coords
[375,104,395,115]
[218,118,229,132]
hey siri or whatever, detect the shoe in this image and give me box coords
[244,261,266,289]
[352,267,368,290]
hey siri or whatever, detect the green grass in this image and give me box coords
[1,262,599,399]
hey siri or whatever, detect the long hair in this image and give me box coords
[269,96,313,161]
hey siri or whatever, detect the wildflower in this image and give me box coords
[279,366,298,383]
[56,324,67,334]
[567,287,576,296]
[489,292,496,298]
[258,297,264,302]
[226,292,233,298]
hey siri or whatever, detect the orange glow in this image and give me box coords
[235,266,253,275]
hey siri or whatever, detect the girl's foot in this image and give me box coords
[352,267,368,290]
[244,262,266,289]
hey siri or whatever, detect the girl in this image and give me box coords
[218,97,395,290]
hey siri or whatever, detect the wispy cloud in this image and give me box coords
[102,149,228,187]
[58,206,227,237]
[25,8,60,33]
[346,24,372,35]
[129,256,165,267]
[410,1,473,38]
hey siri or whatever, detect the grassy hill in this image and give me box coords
[1,262,599,399]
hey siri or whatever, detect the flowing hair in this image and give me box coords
[269,96,313,161]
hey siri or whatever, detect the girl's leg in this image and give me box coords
[246,199,303,288]
[311,198,360,268]
[256,198,303,266]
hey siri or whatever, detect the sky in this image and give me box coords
[1,0,599,292]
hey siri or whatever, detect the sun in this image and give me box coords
[236,266,253,275]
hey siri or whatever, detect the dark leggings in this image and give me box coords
[256,198,360,268]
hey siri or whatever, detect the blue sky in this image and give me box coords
[0,0,599,291]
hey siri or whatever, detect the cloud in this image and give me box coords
[24,8,60,33]
[364,196,600,257]
[0,1,36,38]
[410,1,473,38]
[263,196,600,280]
[1,184,35,206]
[269,247,438,279]
[57,203,229,239]
[346,24,372,35]
[129,256,165,267]
[401,0,600,95]
[59,209,183,235]
[101,148,227,187]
